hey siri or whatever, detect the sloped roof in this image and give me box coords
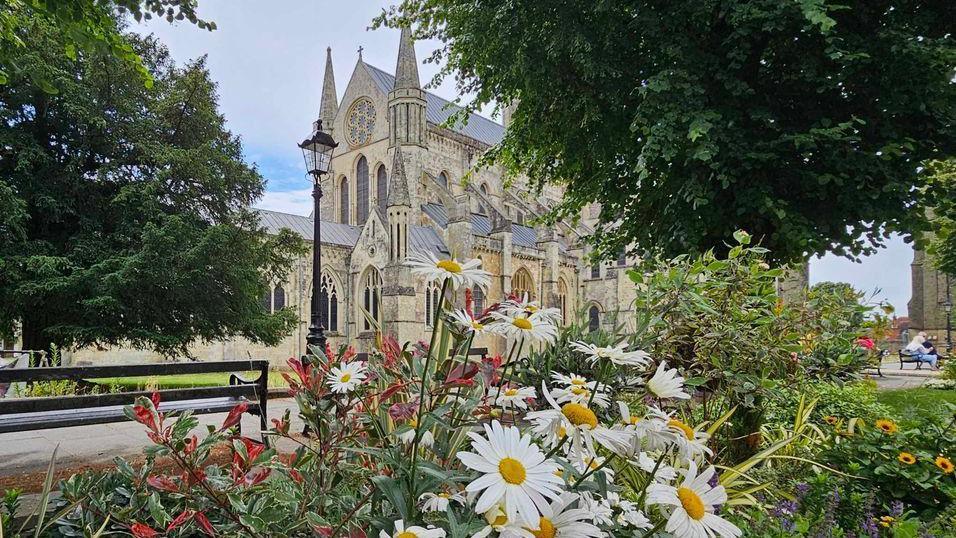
[255,207,448,256]
[421,203,542,249]
[255,208,360,247]
[364,64,505,146]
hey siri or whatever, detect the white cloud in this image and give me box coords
[253,188,313,216]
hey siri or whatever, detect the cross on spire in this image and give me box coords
[357,45,363,61]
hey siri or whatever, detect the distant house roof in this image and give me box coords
[364,64,505,147]
[421,203,543,249]
[255,207,448,256]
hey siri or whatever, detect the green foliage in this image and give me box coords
[943,358,956,381]
[764,381,893,429]
[628,232,800,459]
[0,13,303,356]
[821,413,956,518]
[386,0,956,263]
[927,159,956,278]
[792,282,877,381]
[0,0,211,90]
[877,387,956,426]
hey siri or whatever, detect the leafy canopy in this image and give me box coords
[387,0,956,263]
[0,0,212,89]
[0,14,302,355]
[926,159,956,278]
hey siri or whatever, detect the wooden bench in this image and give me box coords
[350,347,489,363]
[898,350,946,370]
[0,360,269,438]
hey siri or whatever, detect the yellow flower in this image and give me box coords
[879,515,895,528]
[875,419,898,435]
[898,452,917,465]
[824,415,839,426]
[936,456,954,474]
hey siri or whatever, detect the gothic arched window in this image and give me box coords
[588,305,601,332]
[425,280,444,327]
[340,177,350,224]
[477,183,489,214]
[513,268,534,300]
[361,267,382,331]
[319,273,339,332]
[473,286,485,316]
[356,156,370,225]
[438,172,449,188]
[273,286,286,311]
[557,278,569,325]
[377,164,388,211]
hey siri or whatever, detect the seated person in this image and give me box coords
[903,332,940,370]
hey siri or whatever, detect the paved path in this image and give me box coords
[0,398,304,484]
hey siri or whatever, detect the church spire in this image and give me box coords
[394,26,420,90]
[387,146,411,208]
[319,47,338,128]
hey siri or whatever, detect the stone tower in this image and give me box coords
[908,245,953,344]
[388,26,427,216]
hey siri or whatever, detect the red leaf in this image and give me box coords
[130,522,159,538]
[146,475,179,493]
[219,401,249,431]
[168,510,194,531]
[150,391,161,408]
[183,435,198,455]
[194,512,216,536]
[379,381,407,401]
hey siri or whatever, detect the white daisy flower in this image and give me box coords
[645,408,711,459]
[405,250,491,290]
[378,519,446,538]
[326,361,367,394]
[616,501,652,529]
[450,308,490,335]
[572,455,616,484]
[495,385,537,410]
[550,372,597,390]
[525,382,633,458]
[521,492,603,537]
[646,360,691,400]
[501,293,563,324]
[550,384,611,409]
[396,418,435,448]
[473,504,534,538]
[636,451,678,483]
[577,492,614,526]
[646,461,742,538]
[571,341,651,367]
[488,311,558,344]
[617,401,641,427]
[456,420,565,526]
[419,491,465,512]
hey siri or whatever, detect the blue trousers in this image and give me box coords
[915,353,938,368]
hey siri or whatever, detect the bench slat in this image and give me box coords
[0,385,262,415]
[0,397,259,434]
[0,360,269,383]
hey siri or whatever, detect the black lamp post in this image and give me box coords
[299,120,338,356]
[945,296,953,353]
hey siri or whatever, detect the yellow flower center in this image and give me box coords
[937,457,954,473]
[561,403,598,429]
[668,419,695,440]
[570,386,588,396]
[876,419,898,434]
[491,514,508,527]
[570,379,586,386]
[472,321,484,330]
[677,486,706,520]
[498,457,527,485]
[408,418,418,428]
[527,517,556,538]
[898,452,916,464]
[627,416,640,425]
[438,493,451,498]
[436,259,462,273]
[505,388,519,397]
[588,459,602,470]
[526,305,539,313]
[556,426,567,438]
[513,318,533,330]
[397,533,417,538]
[340,373,351,383]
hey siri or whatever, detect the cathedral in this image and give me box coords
[70,28,636,366]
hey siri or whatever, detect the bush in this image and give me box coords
[764,381,894,429]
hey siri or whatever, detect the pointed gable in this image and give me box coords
[387,146,412,207]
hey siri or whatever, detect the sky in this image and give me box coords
[134,0,915,315]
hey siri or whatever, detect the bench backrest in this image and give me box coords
[0,360,268,415]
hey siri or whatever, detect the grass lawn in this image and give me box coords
[877,387,956,424]
[89,372,290,391]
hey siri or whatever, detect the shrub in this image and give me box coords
[764,381,894,429]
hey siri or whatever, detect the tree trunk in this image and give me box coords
[19,318,55,366]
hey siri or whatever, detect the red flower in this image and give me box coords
[146,475,179,493]
[856,336,875,350]
[219,401,249,431]
[168,510,194,531]
[194,512,216,536]
[130,522,159,538]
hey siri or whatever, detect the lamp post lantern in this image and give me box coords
[299,120,338,356]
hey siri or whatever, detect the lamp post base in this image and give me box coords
[306,325,327,358]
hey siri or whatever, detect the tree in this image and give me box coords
[388,1,956,263]
[926,159,956,277]
[0,0,212,89]
[0,14,302,356]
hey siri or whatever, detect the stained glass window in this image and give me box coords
[362,268,382,331]
[340,177,350,224]
[356,156,369,225]
[377,164,388,211]
[346,98,376,146]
